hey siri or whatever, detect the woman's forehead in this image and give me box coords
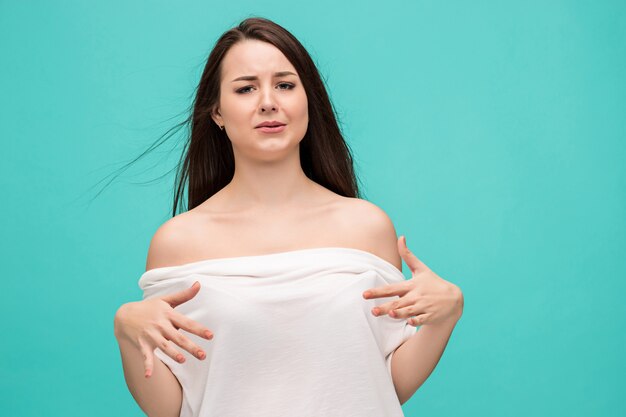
[222,40,297,80]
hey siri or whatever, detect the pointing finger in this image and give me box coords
[371,295,415,317]
[397,235,428,273]
[362,281,407,299]
[161,281,201,307]
[170,311,213,340]
[139,340,154,378]
[163,327,206,360]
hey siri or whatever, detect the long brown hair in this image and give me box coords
[96,17,362,216]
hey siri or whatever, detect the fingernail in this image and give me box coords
[371,308,379,316]
[145,369,151,378]
[197,350,205,359]
[389,310,396,317]
[363,292,371,298]
[205,331,213,339]
[176,354,185,362]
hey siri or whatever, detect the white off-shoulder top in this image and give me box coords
[138,247,416,417]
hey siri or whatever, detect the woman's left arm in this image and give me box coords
[363,235,464,405]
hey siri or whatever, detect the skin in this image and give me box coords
[114,38,463,416]
[363,236,463,328]
[363,236,464,404]
[209,38,313,210]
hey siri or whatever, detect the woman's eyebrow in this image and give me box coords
[231,71,297,82]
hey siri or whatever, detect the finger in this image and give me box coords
[138,339,154,378]
[371,296,415,317]
[163,327,207,360]
[388,302,424,319]
[407,313,430,326]
[362,281,409,300]
[170,311,214,341]
[157,336,187,364]
[397,235,429,274]
[161,281,201,308]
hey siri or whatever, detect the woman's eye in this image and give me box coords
[277,82,294,90]
[236,83,294,94]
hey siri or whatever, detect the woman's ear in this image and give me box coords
[211,106,223,128]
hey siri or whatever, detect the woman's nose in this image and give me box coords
[259,89,278,113]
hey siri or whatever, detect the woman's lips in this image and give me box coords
[256,125,286,133]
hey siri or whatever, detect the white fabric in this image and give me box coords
[138,246,416,417]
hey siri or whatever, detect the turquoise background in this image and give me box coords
[1,1,624,416]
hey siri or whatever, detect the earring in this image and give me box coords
[219,125,224,130]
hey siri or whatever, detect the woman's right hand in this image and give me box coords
[114,281,213,378]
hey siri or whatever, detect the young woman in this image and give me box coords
[113,17,463,417]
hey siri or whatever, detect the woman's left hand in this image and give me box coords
[362,235,464,327]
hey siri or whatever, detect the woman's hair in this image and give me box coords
[96,16,362,216]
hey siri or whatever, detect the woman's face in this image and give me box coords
[211,39,309,160]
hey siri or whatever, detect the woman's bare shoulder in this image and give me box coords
[337,197,402,270]
[144,211,202,272]
[337,197,394,223]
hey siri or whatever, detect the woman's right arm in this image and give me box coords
[114,313,183,417]
[114,221,213,417]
